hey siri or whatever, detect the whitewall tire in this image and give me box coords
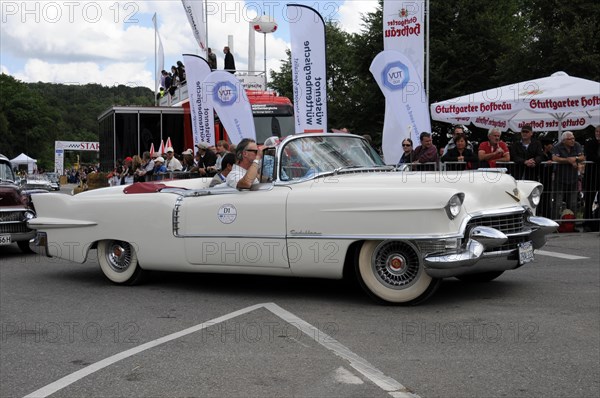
[357,240,441,305]
[97,240,143,285]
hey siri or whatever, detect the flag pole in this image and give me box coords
[153,13,158,106]
[425,0,430,98]
[204,0,209,57]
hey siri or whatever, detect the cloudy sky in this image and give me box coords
[0,0,379,90]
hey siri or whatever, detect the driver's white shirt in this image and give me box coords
[226,164,259,189]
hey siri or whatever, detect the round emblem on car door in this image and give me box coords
[217,204,237,224]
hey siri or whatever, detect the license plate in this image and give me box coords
[0,234,12,246]
[518,241,534,265]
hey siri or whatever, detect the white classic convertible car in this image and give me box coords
[29,134,557,304]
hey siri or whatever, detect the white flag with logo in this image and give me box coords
[370,50,431,165]
[183,54,215,149]
[202,71,255,144]
[181,0,207,53]
[287,4,327,133]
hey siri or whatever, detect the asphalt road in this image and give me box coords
[1,230,598,398]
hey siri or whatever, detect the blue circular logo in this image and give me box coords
[382,61,410,91]
[213,81,238,106]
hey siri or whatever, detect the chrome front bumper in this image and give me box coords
[423,216,558,279]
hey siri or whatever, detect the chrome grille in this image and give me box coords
[0,211,24,223]
[466,212,525,235]
[466,211,528,253]
[0,223,31,234]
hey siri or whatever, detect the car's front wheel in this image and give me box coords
[97,240,144,285]
[356,240,441,305]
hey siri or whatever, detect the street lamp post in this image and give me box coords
[253,15,278,90]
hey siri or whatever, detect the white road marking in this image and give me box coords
[24,302,419,398]
[334,366,364,385]
[23,303,265,398]
[264,303,419,398]
[535,250,589,260]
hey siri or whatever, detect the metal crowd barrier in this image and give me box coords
[434,160,598,226]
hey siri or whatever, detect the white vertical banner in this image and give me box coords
[153,14,165,89]
[181,0,207,54]
[383,0,425,77]
[381,0,427,164]
[370,50,431,165]
[183,54,215,149]
[287,4,327,133]
[202,71,256,144]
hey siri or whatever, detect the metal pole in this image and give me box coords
[204,0,209,58]
[154,13,157,106]
[264,33,267,89]
[425,0,430,98]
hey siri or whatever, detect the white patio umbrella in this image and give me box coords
[430,72,600,132]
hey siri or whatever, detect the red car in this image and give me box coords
[0,154,37,253]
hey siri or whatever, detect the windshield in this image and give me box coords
[278,135,385,181]
[0,161,16,183]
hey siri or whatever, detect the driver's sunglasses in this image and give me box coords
[245,149,258,153]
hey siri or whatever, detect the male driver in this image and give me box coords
[478,128,510,168]
[226,138,261,189]
[552,131,585,218]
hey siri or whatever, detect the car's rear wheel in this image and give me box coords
[97,240,144,285]
[356,240,441,305]
[456,271,504,282]
[17,240,34,254]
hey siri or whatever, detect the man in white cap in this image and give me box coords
[164,147,183,171]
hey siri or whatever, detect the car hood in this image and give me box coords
[296,170,525,214]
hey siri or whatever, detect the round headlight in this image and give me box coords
[529,186,542,207]
[24,211,36,220]
[445,193,465,219]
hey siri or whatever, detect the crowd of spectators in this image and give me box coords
[394,125,599,229]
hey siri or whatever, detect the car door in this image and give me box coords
[179,184,291,268]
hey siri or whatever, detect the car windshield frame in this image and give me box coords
[273,134,387,183]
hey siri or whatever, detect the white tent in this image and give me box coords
[430,72,600,132]
[10,153,37,174]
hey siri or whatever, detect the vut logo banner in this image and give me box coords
[370,50,431,165]
[213,81,238,106]
[202,71,255,144]
[382,61,410,91]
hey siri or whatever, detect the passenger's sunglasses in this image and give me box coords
[402,144,412,147]
[245,149,258,153]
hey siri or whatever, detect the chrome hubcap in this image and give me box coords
[106,241,132,273]
[372,241,421,289]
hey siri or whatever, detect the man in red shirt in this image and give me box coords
[478,127,510,168]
